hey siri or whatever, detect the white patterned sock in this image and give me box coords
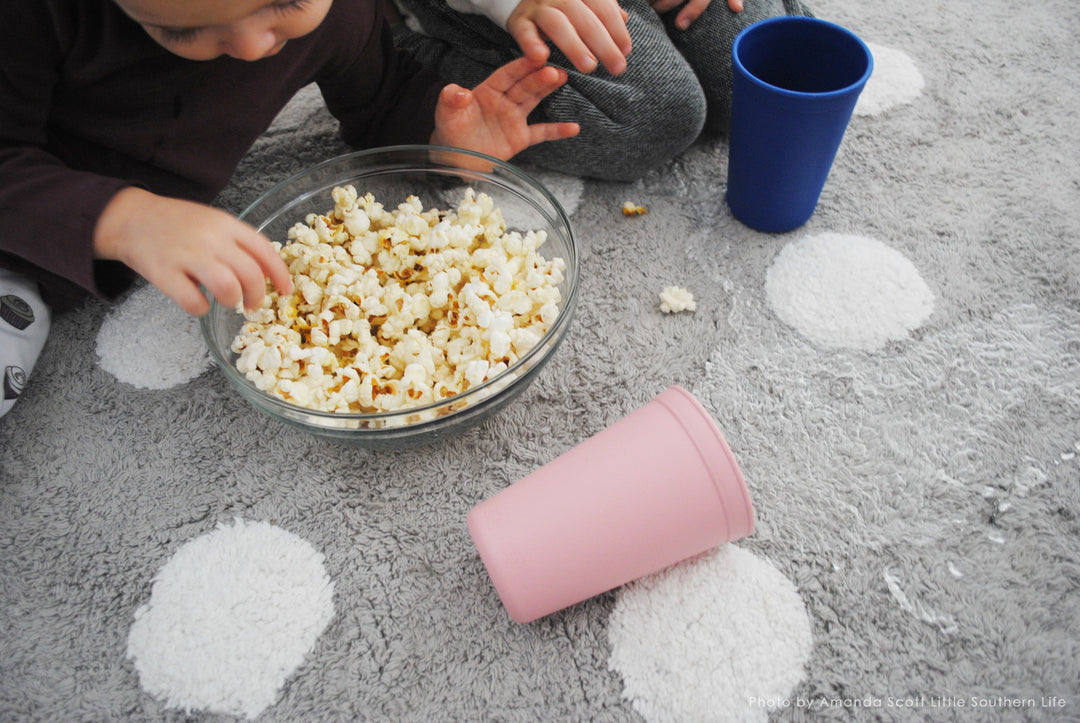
[0,269,51,418]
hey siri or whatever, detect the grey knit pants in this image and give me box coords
[393,0,813,180]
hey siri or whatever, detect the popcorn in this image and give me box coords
[621,201,648,216]
[659,286,697,314]
[230,187,565,415]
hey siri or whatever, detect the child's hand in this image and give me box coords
[430,57,580,161]
[93,187,292,316]
[506,0,632,75]
[650,0,742,31]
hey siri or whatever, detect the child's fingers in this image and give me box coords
[535,10,600,73]
[508,20,552,64]
[189,233,280,312]
[560,3,628,74]
[190,258,244,311]
[230,252,274,312]
[585,0,632,57]
[158,274,212,317]
[674,0,711,29]
[648,0,682,14]
[527,121,581,146]
[149,262,215,315]
[437,83,472,112]
[503,64,569,109]
[538,0,628,74]
[479,57,547,96]
[237,228,292,296]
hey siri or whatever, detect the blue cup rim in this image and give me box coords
[732,16,874,101]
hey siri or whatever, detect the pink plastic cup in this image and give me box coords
[467,385,755,623]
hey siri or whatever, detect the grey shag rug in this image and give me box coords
[3,0,1079,720]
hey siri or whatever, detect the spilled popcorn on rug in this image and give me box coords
[126,518,335,719]
[659,286,696,314]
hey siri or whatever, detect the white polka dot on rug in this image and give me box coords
[96,283,211,388]
[607,545,812,723]
[765,233,934,351]
[498,170,584,226]
[532,170,584,216]
[126,518,335,719]
[855,43,925,117]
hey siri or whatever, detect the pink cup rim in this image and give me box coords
[656,386,755,540]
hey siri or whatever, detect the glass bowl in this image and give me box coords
[200,146,579,448]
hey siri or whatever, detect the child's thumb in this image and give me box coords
[439,84,471,109]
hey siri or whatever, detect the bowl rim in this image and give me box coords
[201,144,579,427]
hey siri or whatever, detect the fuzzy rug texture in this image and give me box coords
[2,0,1079,720]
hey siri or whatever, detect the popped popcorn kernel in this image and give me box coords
[622,201,648,216]
[230,187,565,415]
[659,286,697,314]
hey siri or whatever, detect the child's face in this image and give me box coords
[113,0,334,61]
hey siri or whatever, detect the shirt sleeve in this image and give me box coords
[315,3,445,149]
[445,0,520,29]
[0,0,134,304]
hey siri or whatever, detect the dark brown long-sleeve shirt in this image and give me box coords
[0,0,443,308]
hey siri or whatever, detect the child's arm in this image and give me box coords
[429,57,580,160]
[94,57,566,318]
[505,0,632,74]
[649,0,742,31]
[92,187,292,316]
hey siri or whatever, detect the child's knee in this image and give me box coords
[576,77,707,179]
[606,87,707,178]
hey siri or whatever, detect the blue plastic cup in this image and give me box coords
[725,17,873,233]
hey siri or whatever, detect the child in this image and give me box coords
[392,0,813,181]
[0,0,579,418]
